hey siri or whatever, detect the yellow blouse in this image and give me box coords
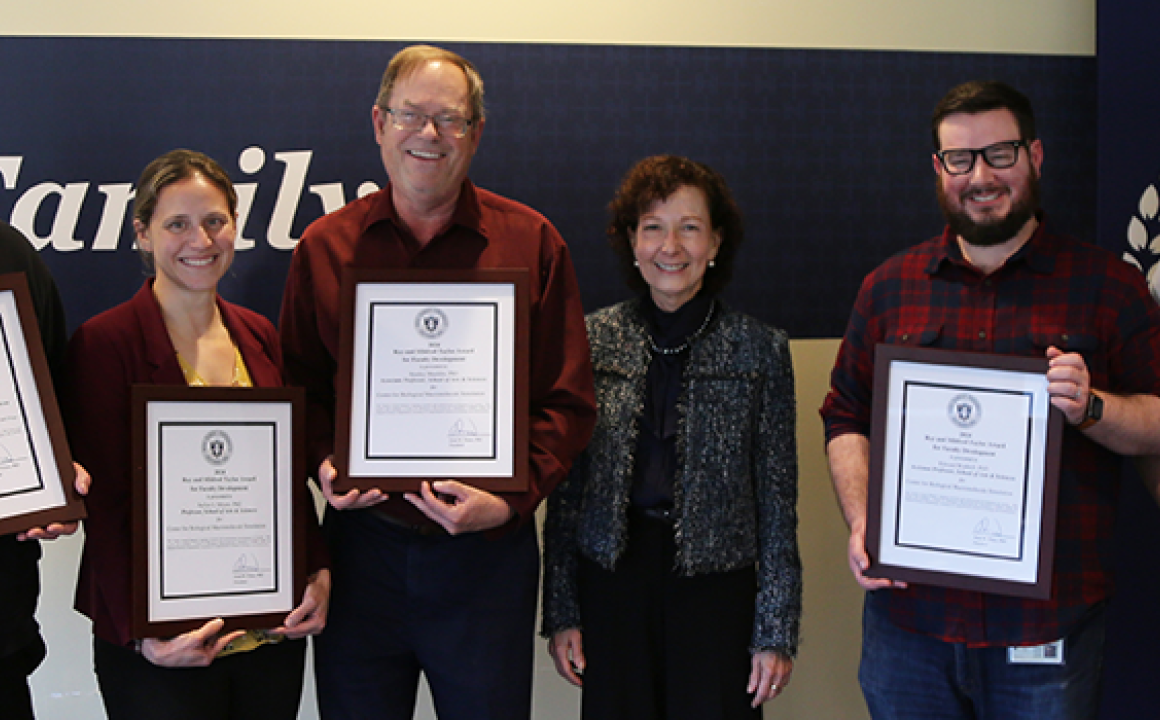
[176,345,281,657]
[176,345,254,388]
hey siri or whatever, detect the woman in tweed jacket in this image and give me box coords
[542,155,802,719]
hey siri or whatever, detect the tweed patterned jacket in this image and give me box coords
[541,299,802,654]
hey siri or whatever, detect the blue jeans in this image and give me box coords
[859,592,1104,720]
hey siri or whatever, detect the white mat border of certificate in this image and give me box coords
[347,281,517,478]
[133,388,304,636]
[867,345,1062,599]
[0,273,82,535]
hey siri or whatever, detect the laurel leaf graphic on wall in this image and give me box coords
[1124,182,1160,305]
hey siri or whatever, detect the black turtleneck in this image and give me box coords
[630,293,714,510]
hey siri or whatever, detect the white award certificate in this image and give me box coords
[0,272,82,536]
[133,387,305,637]
[866,345,1062,599]
[335,269,529,493]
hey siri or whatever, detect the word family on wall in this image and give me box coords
[0,148,380,253]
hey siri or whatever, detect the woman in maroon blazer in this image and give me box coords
[64,150,329,720]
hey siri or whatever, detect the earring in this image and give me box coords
[633,260,639,267]
[708,260,716,268]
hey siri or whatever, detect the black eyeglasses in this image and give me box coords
[936,140,1028,176]
[381,108,474,139]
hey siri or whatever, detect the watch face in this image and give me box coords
[1089,393,1104,421]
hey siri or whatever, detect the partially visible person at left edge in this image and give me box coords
[0,221,91,720]
[279,44,596,719]
[821,80,1160,719]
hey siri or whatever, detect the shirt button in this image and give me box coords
[901,333,910,342]
[1061,333,1070,343]
[978,330,987,340]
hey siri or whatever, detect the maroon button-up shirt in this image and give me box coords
[279,180,596,531]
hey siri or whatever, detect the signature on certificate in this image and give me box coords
[447,418,483,438]
[972,517,1014,546]
[233,553,260,573]
[0,441,14,467]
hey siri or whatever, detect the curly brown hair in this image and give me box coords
[607,155,743,297]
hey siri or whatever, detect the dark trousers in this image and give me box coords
[93,635,307,720]
[314,508,539,720]
[577,512,760,720]
[0,637,45,720]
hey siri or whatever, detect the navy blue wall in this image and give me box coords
[1097,3,1160,717]
[0,38,1096,339]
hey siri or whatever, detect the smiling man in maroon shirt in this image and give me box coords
[821,81,1160,719]
[279,45,595,720]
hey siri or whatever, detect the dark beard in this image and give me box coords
[936,171,1040,248]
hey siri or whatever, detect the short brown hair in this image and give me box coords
[374,45,486,122]
[607,155,743,297]
[931,80,1036,151]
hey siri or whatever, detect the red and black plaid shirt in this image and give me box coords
[821,219,1160,647]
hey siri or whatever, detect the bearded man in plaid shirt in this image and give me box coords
[821,80,1160,720]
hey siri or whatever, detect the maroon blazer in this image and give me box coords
[63,281,323,647]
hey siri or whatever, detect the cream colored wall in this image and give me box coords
[769,338,866,719]
[6,0,1093,55]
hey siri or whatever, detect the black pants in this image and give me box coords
[577,512,760,720]
[314,509,539,720]
[93,635,306,720]
[0,637,45,720]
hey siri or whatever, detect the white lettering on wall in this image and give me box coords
[309,183,348,217]
[0,158,22,190]
[234,145,265,251]
[268,150,311,250]
[0,148,380,253]
[92,184,134,251]
[12,182,89,251]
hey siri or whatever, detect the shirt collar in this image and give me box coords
[926,212,1055,276]
[361,178,488,241]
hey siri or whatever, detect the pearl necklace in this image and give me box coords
[646,301,716,356]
